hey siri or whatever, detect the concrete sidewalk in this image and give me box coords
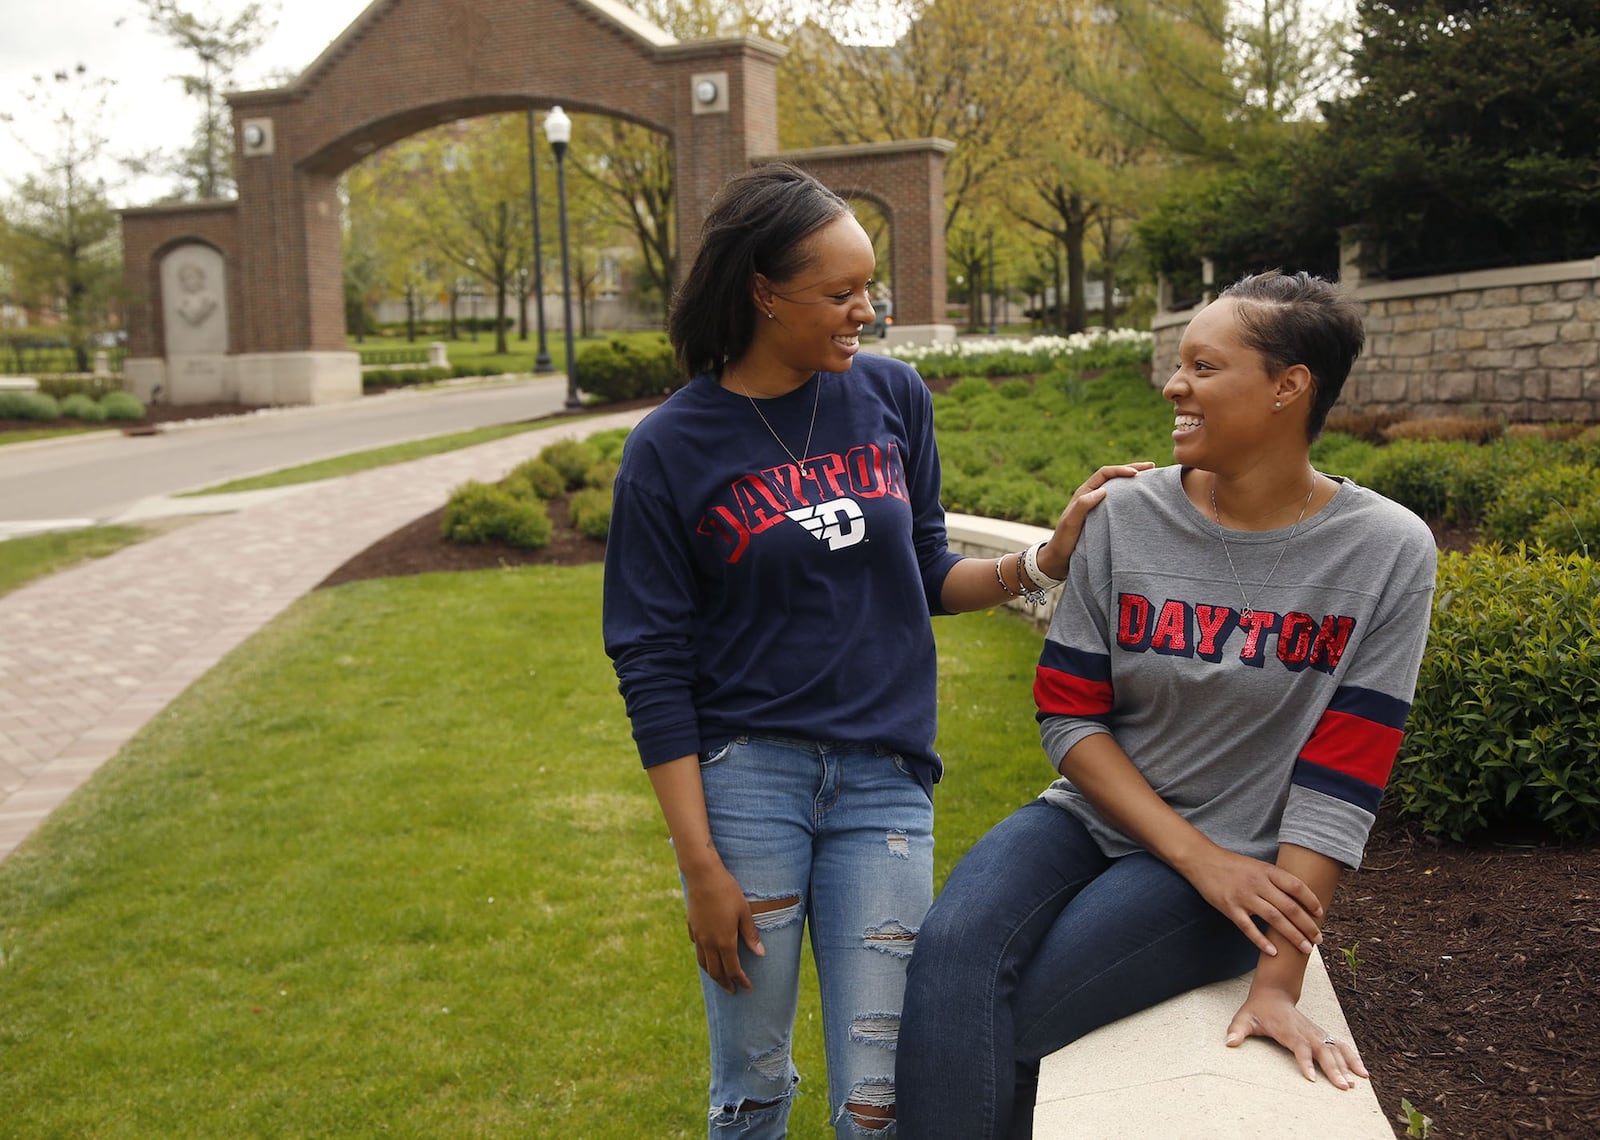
[0,408,651,861]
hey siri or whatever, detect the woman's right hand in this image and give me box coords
[1184,845,1325,957]
[683,861,764,993]
[1035,462,1155,581]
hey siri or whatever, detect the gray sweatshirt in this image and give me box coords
[1036,465,1436,869]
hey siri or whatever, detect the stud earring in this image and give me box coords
[1274,400,1282,409]
[766,310,775,319]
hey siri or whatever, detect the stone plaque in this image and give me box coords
[161,245,229,356]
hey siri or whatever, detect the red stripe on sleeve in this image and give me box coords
[1034,666,1113,718]
[1298,708,1402,787]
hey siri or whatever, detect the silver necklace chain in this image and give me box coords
[735,373,821,477]
[1209,473,1318,622]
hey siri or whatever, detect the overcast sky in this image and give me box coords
[1,0,1354,209]
[0,0,372,206]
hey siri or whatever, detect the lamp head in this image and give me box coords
[543,105,572,152]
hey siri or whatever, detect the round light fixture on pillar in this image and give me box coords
[694,78,719,105]
[243,124,265,148]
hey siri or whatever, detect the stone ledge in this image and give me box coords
[1034,949,1392,1138]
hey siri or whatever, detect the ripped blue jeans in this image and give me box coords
[690,733,934,1138]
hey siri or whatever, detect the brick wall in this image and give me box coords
[1152,258,1600,424]
[119,203,240,358]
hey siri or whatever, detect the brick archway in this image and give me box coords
[120,0,951,405]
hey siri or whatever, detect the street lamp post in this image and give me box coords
[525,109,554,373]
[543,106,582,410]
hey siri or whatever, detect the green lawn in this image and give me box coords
[0,566,1048,1137]
[0,525,155,598]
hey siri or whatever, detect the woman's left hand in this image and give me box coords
[1036,462,1155,580]
[1225,988,1369,1090]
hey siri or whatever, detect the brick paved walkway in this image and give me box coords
[0,409,650,862]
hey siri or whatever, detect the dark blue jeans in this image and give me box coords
[897,800,1258,1139]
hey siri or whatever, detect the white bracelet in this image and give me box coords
[1022,541,1066,591]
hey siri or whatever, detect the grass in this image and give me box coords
[0,565,1047,1137]
[185,421,560,496]
[0,425,109,447]
[0,525,155,598]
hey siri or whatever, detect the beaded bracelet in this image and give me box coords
[994,554,1021,597]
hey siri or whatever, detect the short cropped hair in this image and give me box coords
[668,163,850,379]
[1219,270,1365,441]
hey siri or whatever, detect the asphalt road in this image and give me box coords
[0,376,576,526]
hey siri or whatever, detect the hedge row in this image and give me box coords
[441,429,627,549]
[573,334,681,402]
[0,389,145,423]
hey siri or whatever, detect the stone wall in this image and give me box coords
[1152,257,1600,424]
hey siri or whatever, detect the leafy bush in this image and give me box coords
[99,391,146,421]
[568,487,614,539]
[1308,431,1378,480]
[1394,548,1600,841]
[35,376,119,400]
[585,427,630,464]
[1382,416,1504,444]
[1354,440,1459,518]
[440,481,552,549]
[575,335,679,402]
[1483,465,1600,547]
[362,366,452,388]
[502,458,565,501]
[584,458,619,490]
[0,391,62,421]
[537,439,600,490]
[1531,489,1600,557]
[59,393,106,422]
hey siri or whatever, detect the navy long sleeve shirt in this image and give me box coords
[602,354,963,791]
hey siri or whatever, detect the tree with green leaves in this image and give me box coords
[0,66,123,371]
[1320,0,1600,275]
[141,0,277,200]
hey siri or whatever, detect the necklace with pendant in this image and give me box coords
[735,372,821,478]
[1209,472,1318,622]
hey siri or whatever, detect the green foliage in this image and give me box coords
[887,330,1153,382]
[33,375,120,400]
[934,361,1173,526]
[99,391,146,421]
[1532,490,1599,557]
[58,393,105,422]
[502,457,565,501]
[585,427,631,464]
[574,334,680,402]
[1401,1097,1434,1139]
[1308,431,1378,480]
[568,487,614,540]
[1394,548,1600,841]
[537,439,601,490]
[1352,438,1555,526]
[361,366,451,388]
[1483,465,1600,547]
[0,391,62,421]
[440,481,552,549]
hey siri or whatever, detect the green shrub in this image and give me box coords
[1355,440,1458,518]
[584,458,619,490]
[586,427,631,464]
[996,379,1032,400]
[1530,487,1600,557]
[1394,548,1600,841]
[575,335,679,402]
[99,391,146,421]
[59,393,106,422]
[502,458,565,500]
[35,376,118,400]
[538,439,600,490]
[1483,465,1600,546]
[568,487,614,539]
[440,481,552,549]
[945,377,994,403]
[1308,432,1377,480]
[0,391,61,421]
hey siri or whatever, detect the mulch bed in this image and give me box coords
[11,394,1597,1138]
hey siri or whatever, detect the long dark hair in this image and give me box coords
[668,163,849,379]
[1220,270,1365,441]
